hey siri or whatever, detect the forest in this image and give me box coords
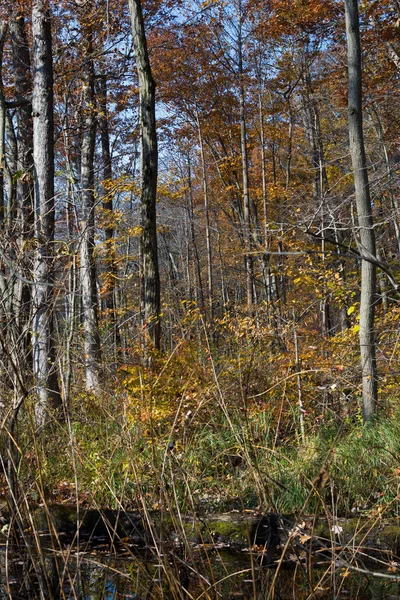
[0,0,400,597]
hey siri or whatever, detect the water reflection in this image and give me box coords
[1,544,400,600]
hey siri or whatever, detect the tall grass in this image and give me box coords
[1,337,400,598]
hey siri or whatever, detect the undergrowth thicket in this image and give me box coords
[9,306,400,520]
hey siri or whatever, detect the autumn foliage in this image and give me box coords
[0,0,399,515]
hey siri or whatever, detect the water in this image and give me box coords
[1,543,400,600]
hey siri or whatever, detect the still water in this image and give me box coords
[1,544,400,600]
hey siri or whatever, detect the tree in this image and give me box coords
[0,20,7,228]
[78,5,101,392]
[97,72,121,360]
[32,0,61,423]
[128,0,161,351]
[10,9,35,362]
[345,0,378,421]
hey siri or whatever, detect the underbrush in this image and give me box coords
[11,396,400,520]
[5,327,400,520]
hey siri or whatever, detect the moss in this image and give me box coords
[206,516,251,545]
[378,522,400,553]
[176,515,252,545]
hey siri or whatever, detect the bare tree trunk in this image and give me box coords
[79,17,101,391]
[237,10,254,308]
[293,310,305,444]
[4,112,17,227]
[0,22,7,227]
[61,181,77,409]
[258,84,273,305]
[215,214,228,306]
[128,0,161,351]
[11,11,34,230]
[196,111,214,325]
[345,0,378,421]
[97,73,121,361]
[285,104,293,191]
[10,10,34,362]
[186,156,205,312]
[377,250,389,313]
[301,57,332,337]
[32,0,61,423]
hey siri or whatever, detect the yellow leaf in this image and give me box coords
[299,534,312,544]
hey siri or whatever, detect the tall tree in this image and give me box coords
[11,10,34,229]
[0,21,7,227]
[196,110,214,324]
[345,0,378,421]
[128,0,160,350]
[98,73,121,358]
[10,9,34,359]
[79,7,101,391]
[32,0,61,423]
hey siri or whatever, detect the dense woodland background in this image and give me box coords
[1,0,400,515]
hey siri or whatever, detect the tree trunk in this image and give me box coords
[79,18,101,392]
[301,56,332,337]
[31,0,61,423]
[186,156,205,313]
[11,11,34,231]
[196,111,214,325]
[0,22,7,227]
[10,10,34,362]
[258,83,273,305]
[238,16,254,308]
[345,0,378,421]
[97,73,121,361]
[128,0,161,351]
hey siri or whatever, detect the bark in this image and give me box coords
[0,22,11,420]
[79,18,101,391]
[61,181,77,409]
[0,22,7,227]
[215,215,228,306]
[128,0,161,350]
[31,0,61,423]
[196,111,214,324]
[186,157,205,313]
[10,11,34,231]
[238,14,254,307]
[258,85,272,304]
[285,104,293,191]
[293,310,305,444]
[10,11,34,359]
[97,74,121,359]
[301,58,332,337]
[345,0,378,421]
